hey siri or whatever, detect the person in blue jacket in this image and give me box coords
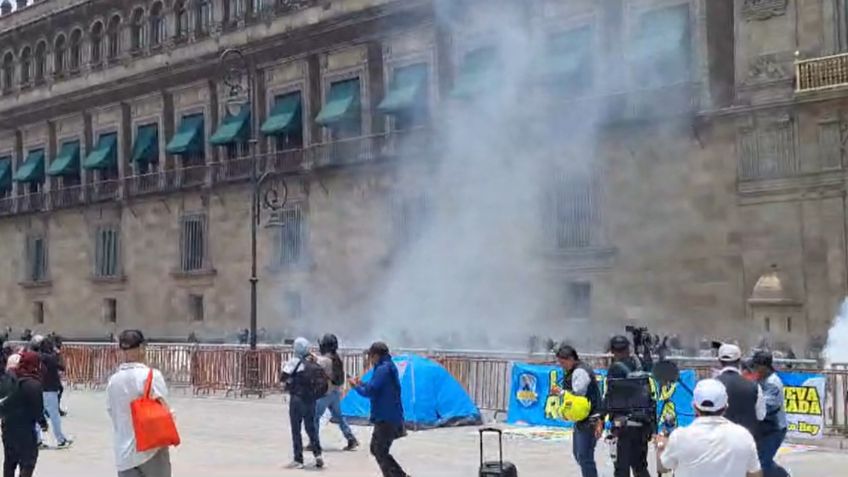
[349,342,409,477]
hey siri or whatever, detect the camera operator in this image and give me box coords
[607,335,651,477]
[552,344,603,477]
[715,344,766,437]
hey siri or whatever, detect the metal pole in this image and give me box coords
[248,59,258,351]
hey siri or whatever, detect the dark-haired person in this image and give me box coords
[552,344,602,477]
[39,337,72,449]
[658,379,762,477]
[607,335,650,477]
[2,351,48,477]
[350,342,408,477]
[106,330,173,477]
[751,351,789,477]
[314,334,358,451]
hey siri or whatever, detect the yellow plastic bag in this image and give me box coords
[559,391,591,422]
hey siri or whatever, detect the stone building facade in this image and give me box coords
[0,0,845,354]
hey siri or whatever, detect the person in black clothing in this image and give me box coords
[715,344,765,437]
[606,335,651,477]
[280,337,324,469]
[553,345,602,477]
[2,351,48,477]
[38,338,72,449]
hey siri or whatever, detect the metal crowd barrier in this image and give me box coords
[33,343,848,436]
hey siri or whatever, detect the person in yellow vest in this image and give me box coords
[551,345,603,477]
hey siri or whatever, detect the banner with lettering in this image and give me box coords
[778,372,826,440]
[507,362,697,430]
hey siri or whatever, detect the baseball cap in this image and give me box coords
[693,378,728,412]
[751,350,774,370]
[118,329,146,350]
[718,343,742,362]
[609,335,630,352]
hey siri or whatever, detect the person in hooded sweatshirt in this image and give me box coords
[2,351,48,477]
[280,337,324,470]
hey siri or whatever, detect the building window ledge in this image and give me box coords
[171,268,217,280]
[90,275,127,285]
[19,280,52,289]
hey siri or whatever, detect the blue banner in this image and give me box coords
[507,362,697,429]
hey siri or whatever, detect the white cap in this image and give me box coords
[693,378,728,412]
[5,353,20,371]
[718,343,742,362]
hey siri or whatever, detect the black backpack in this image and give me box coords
[330,354,345,386]
[291,357,329,401]
[0,373,20,418]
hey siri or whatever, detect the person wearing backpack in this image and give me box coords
[2,351,48,477]
[281,337,326,470]
[313,334,359,451]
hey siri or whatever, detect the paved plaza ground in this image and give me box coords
[18,390,848,476]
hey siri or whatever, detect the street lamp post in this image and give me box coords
[220,48,287,354]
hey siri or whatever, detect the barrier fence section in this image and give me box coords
[53,344,848,436]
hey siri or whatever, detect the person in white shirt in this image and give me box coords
[106,330,172,477]
[658,378,763,477]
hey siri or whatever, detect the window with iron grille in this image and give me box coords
[104,298,117,323]
[180,214,207,272]
[275,204,306,266]
[33,301,44,325]
[567,282,592,318]
[25,235,48,283]
[189,294,204,322]
[546,172,596,249]
[94,226,121,278]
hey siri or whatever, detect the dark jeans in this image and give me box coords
[614,427,650,477]
[757,428,789,477]
[572,422,598,477]
[3,425,38,477]
[289,394,321,463]
[370,421,408,477]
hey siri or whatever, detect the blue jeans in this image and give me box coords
[315,389,356,442]
[572,422,598,477]
[42,391,68,444]
[757,428,789,477]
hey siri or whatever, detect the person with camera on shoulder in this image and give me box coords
[606,335,651,477]
[551,344,603,477]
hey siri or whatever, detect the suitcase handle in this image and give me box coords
[478,427,504,468]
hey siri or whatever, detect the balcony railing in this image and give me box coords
[796,53,848,93]
[49,185,84,209]
[0,196,14,216]
[215,157,254,183]
[307,134,384,168]
[17,193,44,213]
[125,173,162,196]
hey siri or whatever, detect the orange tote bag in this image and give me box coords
[131,369,181,452]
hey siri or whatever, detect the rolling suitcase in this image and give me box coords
[479,427,518,477]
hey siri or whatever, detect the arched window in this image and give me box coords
[107,15,121,60]
[34,41,46,83]
[69,29,82,71]
[195,0,211,36]
[54,34,66,74]
[91,21,104,65]
[150,2,164,47]
[175,1,188,39]
[20,46,31,84]
[2,53,14,91]
[130,8,144,51]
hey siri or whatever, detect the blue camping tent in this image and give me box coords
[341,354,482,428]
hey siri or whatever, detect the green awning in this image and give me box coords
[47,140,81,176]
[378,64,428,114]
[211,106,250,145]
[0,157,11,190]
[166,114,205,155]
[131,124,159,163]
[261,93,302,135]
[13,149,45,183]
[546,28,592,77]
[315,79,360,126]
[83,133,118,170]
[451,47,499,99]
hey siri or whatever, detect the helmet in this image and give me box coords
[559,392,591,422]
[609,335,630,352]
[319,333,339,354]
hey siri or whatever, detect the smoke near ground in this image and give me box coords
[824,299,848,364]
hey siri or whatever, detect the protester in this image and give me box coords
[39,337,72,449]
[751,351,789,477]
[658,379,763,477]
[553,344,602,477]
[1,351,48,477]
[716,344,766,437]
[106,330,173,477]
[606,335,650,477]
[280,337,324,470]
[314,334,359,451]
[350,342,409,477]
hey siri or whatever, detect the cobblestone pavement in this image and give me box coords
[15,390,848,476]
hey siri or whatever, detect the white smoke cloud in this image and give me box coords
[824,299,848,364]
